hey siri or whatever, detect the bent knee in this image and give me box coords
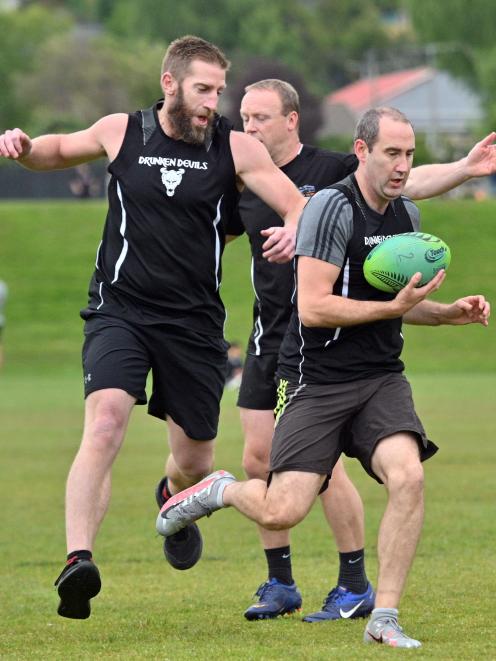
[386,462,424,495]
[258,506,304,531]
[242,451,269,480]
[175,457,214,483]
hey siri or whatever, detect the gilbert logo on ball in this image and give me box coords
[363,232,451,293]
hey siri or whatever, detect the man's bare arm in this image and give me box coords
[0,114,128,170]
[404,295,490,326]
[405,132,496,200]
[230,130,306,263]
[297,256,445,328]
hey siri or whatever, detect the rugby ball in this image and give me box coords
[363,232,451,293]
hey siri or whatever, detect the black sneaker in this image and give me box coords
[54,558,101,619]
[155,476,203,570]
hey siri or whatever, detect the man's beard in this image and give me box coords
[167,87,214,146]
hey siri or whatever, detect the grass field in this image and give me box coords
[0,200,495,659]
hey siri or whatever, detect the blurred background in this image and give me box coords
[1,0,496,199]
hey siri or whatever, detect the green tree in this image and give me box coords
[103,0,248,51]
[406,0,496,49]
[16,31,164,134]
[0,5,73,129]
[99,0,412,94]
[472,45,496,132]
[406,0,496,131]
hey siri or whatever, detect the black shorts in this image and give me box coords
[237,353,279,410]
[271,372,438,484]
[82,315,228,440]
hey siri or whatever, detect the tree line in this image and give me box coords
[1,1,494,146]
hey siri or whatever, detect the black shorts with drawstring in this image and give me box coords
[82,314,228,440]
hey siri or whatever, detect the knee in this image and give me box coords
[386,462,424,498]
[258,503,303,531]
[86,407,129,453]
[242,446,269,480]
[175,456,214,484]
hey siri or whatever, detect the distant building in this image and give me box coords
[320,67,483,145]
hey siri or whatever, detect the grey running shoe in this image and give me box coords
[364,613,422,648]
[155,476,203,570]
[156,470,236,537]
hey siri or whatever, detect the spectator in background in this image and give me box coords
[69,164,100,199]
[225,341,244,389]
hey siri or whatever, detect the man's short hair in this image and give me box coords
[244,79,300,116]
[354,107,412,150]
[161,35,230,80]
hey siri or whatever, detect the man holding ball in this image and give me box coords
[157,106,490,648]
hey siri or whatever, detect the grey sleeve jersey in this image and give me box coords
[295,189,353,268]
[402,197,421,231]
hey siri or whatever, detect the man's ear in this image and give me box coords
[161,71,178,98]
[287,111,299,132]
[354,138,369,163]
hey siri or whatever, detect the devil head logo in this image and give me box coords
[160,167,185,197]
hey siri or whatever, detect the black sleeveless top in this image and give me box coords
[81,101,242,335]
[239,145,357,355]
[278,175,418,384]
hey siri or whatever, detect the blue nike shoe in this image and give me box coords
[244,578,302,620]
[302,583,375,622]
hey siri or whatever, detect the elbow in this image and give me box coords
[298,305,323,327]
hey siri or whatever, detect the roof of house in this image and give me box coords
[326,67,434,112]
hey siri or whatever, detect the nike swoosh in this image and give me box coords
[348,557,362,564]
[367,631,382,643]
[339,599,364,618]
[281,553,291,559]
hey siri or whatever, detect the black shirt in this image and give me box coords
[239,145,357,354]
[81,102,242,335]
[278,175,420,384]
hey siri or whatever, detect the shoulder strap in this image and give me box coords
[140,106,157,145]
[331,182,354,202]
[329,172,359,203]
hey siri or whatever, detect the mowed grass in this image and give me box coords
[0,199,495,373]
[0,199,495,658]
[0,372,495,660]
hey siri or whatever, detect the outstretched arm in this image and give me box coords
[404,132,496,200]
[230,130,306,263]
[0,114,128,170]
[404,295,490,326]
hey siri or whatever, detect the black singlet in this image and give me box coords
[238,145,357,354]
[81,101,243,335]
[278,174,420,384]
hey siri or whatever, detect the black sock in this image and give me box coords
[338,549,368,594]
[67,549,92,563]
[265,546,293,585]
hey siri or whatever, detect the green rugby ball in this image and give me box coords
[363,232,451,293]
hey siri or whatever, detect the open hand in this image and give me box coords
[465,131,496,177]
[443,295,490,326]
